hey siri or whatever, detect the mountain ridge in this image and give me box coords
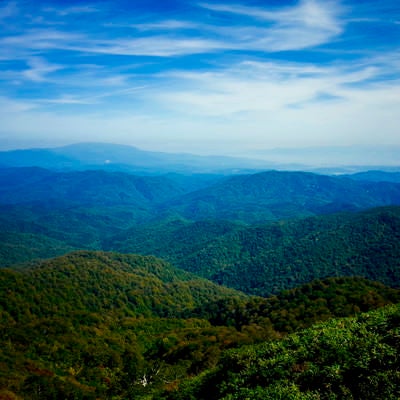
[0,142,273,174]
[105,206,400,296]
[162,170,400,222]
[1,142,399,174]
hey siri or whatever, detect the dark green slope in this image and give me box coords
[3,205,400,299]
[190,276,400,333]
[0,232,74,267]
[1,250,399,399]
[0,167,204,256]
[0,251,247,399]
[0,203,143,252]
[163,170,400,222]
[115,206,400,296]
[1,251,243,320]
[206,206,400,296]
[165,303,400,400]
[0,168,227,259]
[103,218,243,262]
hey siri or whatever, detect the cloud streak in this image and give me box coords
[199,0,344,50]
[22,57,64,82]
[43,5,100,16]
[0,0,346,61]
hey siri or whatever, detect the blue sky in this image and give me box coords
[0,0,399,156]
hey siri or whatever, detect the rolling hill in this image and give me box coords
[0,167,398,268]
[345,170,400,183]
[107,206,400,296]
[1,249,399,399]
[166,303,400,400]
[162,170,400,222]
[1,251,244,320]
[0,167,399,296]
[0,167,188,207]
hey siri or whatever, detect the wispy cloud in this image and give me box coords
[154,59,386,117]
[0,29,83,60]
[43,5,100,16]
[199,0,345,50]
[22,57,63,82]
[200,0,342,27]
[66,36,228,57]
[1,27,227,58]
[119,20,200,31]
[37,85,148,106]
[0,1,346,62]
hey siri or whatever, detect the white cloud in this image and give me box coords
[125,20,200,31]
[200,0,343,30]
[199,0,344,50]
[22,57,64,82]
[0,1,346,61]
[153,60,376,117]
[0,28,226,58]
[43,5,100,16]
[0,29,83,61]
[67,36,227,57]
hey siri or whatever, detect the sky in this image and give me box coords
[0,0,399,157]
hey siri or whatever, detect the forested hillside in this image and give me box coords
[165,303,400,400]
[0,167,189,207]
[1,251,399,399]
[1,166,400,277]
[161,170,400,222]
[1,251,243,318]
[106,206,400,296]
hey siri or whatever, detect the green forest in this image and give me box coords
[1,166,400,398]
[2,252,400,399]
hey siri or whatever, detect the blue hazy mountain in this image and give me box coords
[344,170,400,183]
[1,142,399,174]
[0,142,275,174]
[162,170,400,223]
[242,145,400,171]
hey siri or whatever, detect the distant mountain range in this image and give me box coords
[345,170,400,183]
[0,142,399,174]
[0,142,273,174]
[242,145,400,170]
